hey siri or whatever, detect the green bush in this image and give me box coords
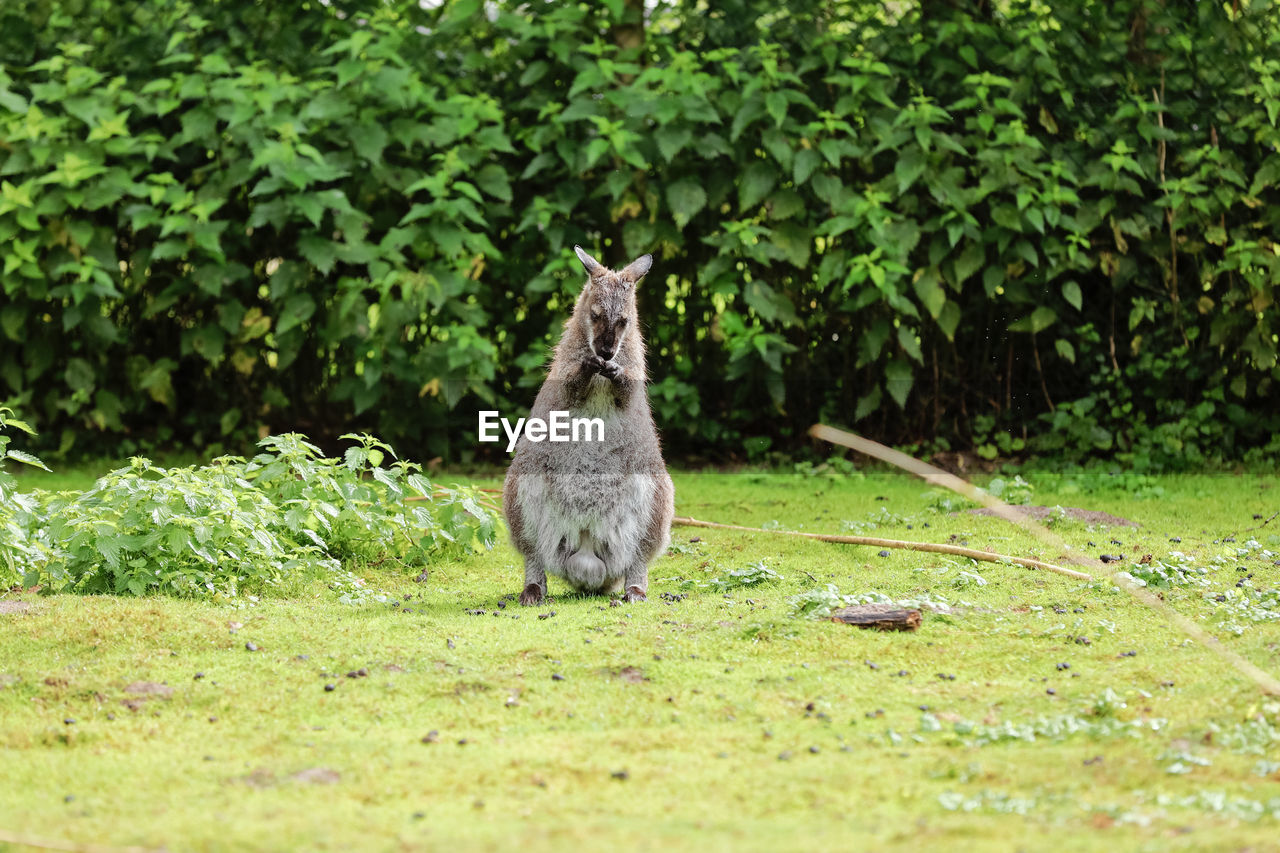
[0,407,49,585]
[0,0,1276,467]
[22,432,498,599]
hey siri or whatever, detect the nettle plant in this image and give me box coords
[26,433,497,600]
[0,407,50,585]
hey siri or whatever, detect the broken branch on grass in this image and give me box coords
[671,515,1091,581]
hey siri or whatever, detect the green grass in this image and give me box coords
[3,466,1280,851]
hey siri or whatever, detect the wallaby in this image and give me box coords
[502,245,675,605]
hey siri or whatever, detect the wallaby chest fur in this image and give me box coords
[502,247,674,605]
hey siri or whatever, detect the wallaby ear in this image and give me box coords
[574,245,605,277]
[621,253,653,283]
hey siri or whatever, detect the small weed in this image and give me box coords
[681,561,782,591]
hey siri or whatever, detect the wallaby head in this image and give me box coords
[572,245,652,362]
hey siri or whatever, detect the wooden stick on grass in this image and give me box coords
[671,515,1091,581]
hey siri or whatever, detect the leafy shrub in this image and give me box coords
[0,0,1276,466]
[23,433,497,599]
[0,407,49,585]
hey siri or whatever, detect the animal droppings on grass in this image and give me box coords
[551,673,565,681]
[538,611,556,620]
[611,770,629,780]
[324,684,336,692]
[63,718,75,725]
[193,672,204,680]
[421,731,439,744]
[777,751,792,761]
[244,642,259,652]
[1057,663,1071,670]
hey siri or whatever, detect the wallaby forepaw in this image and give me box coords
[623,585,647,603]
[599,360,621,379]
[519,584,544,606]
[584,354,606,374]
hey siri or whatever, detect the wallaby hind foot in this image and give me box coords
[624,585,646,603]
[519,582,545,606]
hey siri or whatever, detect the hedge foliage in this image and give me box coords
[0,0,1278,468]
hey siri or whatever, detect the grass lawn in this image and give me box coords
[2,463,1279,851]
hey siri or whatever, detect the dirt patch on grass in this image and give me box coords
[967,505,1139,528]
[612,666,647,683]
[0,600,32,615]
[291,767,340,785]
[124,681,174,697]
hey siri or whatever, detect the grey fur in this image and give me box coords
[503,246,674,605]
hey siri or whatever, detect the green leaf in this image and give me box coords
[913,268,946,318]
[350,124,388,165]
[952,242,984,287]
[299,235,338,275]
[1062,280,1082,311]
[5,449,50,471]
[884,359,914,409]
[190,324,226,362]
[991,205,1022,232]
[937,300,961,340]
[667,180,707,229]
[1054,339,1075,363]
[855,384,882,420]
[336,57,364,88]
[767,190,805,221]
[655,126,693,163]
[519,61,549,87]
[1025,207,1045,233]
[793,149,821,186]
[276,294,316,335]
[894,147,927,194]
[65,358,95,392]
[1009,306,1057,334]
[739,162,777,211]
[474,164,512,203]
[0,88,29,113]
[765,91,787,127]
[771,222,811,269]
[898,325,923,363]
